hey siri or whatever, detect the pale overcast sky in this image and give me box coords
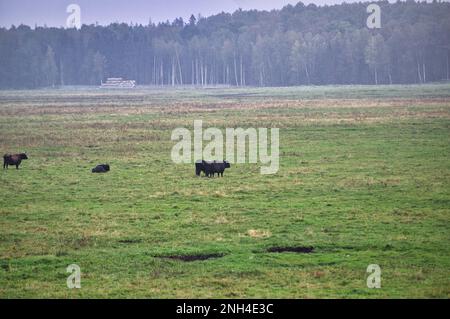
[0,0,435,28]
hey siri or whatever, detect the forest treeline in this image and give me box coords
[0,1,449,88]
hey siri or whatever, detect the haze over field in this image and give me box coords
[1,0,450,301]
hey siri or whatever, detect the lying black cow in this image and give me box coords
[3,153,28,169]
[195,160,230,177]
[92,164,110,173]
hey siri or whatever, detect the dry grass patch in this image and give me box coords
[247,229,272,238]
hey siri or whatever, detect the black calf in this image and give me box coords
[92,164,110,173]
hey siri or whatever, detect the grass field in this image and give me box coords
[0,84,449,298]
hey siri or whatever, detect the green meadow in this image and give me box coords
[0,84,449,298]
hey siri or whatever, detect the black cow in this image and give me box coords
[195,160,230,177]
[3,153,28,169]
[195,160,206,176]
[92,164,110,173]
[211,161,231,177]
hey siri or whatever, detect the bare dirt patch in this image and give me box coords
[158,253,225,262]
[267,246,314,253]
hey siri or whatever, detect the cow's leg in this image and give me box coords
[16,164,19,169]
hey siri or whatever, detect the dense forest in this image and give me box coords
[0,1,449,88]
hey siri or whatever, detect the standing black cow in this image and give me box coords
[195,160,206,176]
[212,161,231,177]
[195,160,230,177]
[3,153,28,169]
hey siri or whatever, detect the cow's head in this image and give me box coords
[20,153,28,160]
[195,160,204,176]
[224,160,231,168]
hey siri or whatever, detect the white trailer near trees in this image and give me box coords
[100,78,136,88]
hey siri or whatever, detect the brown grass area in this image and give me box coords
[1,97,449,117]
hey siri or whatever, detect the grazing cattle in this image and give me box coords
[3,153,28,169]
[92,164,110,173]
[195,160,230,177]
